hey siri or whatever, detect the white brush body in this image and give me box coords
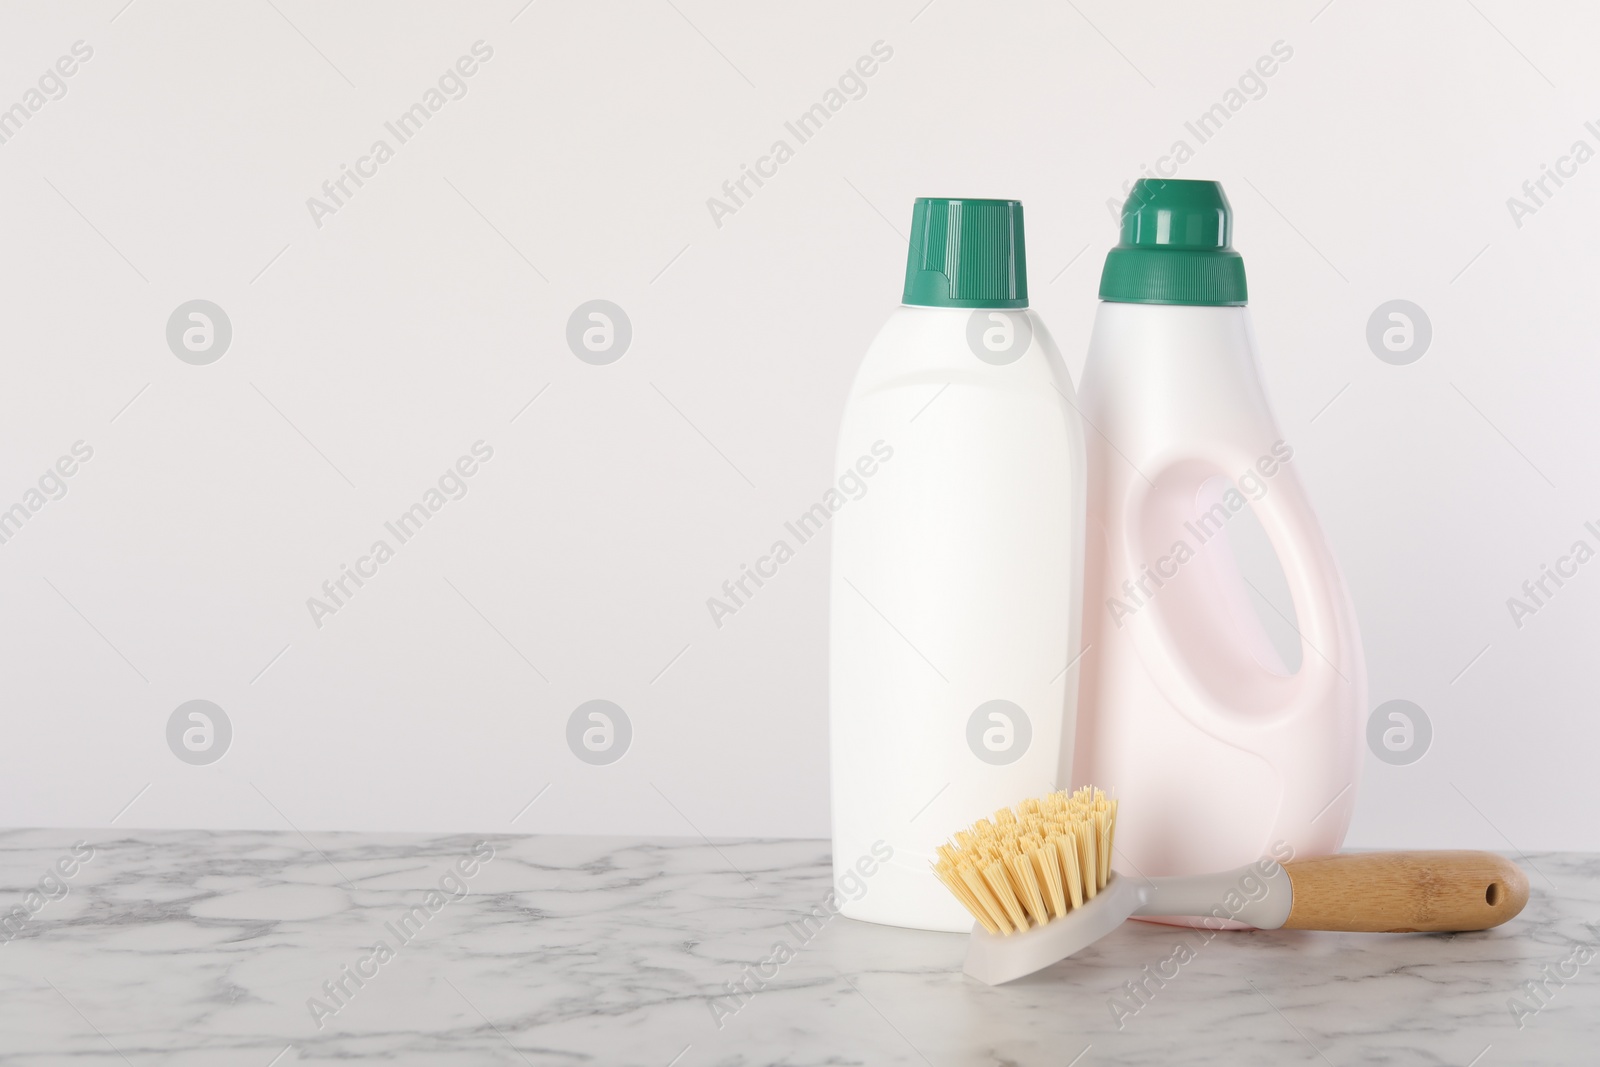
[963,866,1293,985]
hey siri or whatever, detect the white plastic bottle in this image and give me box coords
[1074,180,1366,889]
[830,198,1087,932]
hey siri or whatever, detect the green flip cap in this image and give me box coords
[902,198,1027,309]
[1099,179,1248,306]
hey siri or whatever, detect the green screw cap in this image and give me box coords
[902,198,1027,309]
[1099,179,1248,306]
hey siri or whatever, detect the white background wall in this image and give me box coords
[2,0,1596,851]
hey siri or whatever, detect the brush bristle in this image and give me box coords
[931,786,1117,936]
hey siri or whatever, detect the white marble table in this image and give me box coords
[0,830,1593,1066]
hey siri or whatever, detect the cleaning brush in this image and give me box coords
[933,786,1528,985]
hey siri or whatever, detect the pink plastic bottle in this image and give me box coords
[1074,180,1366,894]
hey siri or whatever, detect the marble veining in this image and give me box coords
[0,830,1594,1065]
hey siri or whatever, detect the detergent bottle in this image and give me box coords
[830,198,1087,931]
[1075,179,1366,890]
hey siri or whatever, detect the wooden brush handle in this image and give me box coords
[1282,851,1529,932]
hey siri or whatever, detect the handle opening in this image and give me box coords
[1134,461,1312,717]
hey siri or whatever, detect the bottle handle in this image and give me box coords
[1129,446,1358,749]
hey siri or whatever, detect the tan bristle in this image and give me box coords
[933,861,996,934]
[1080,816,1098,900]
[983,858,1028,931]
[1035,840,1065,919]
[959,863,1010,934]
[1057,832,1084,910]
[929,786,1118,936]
